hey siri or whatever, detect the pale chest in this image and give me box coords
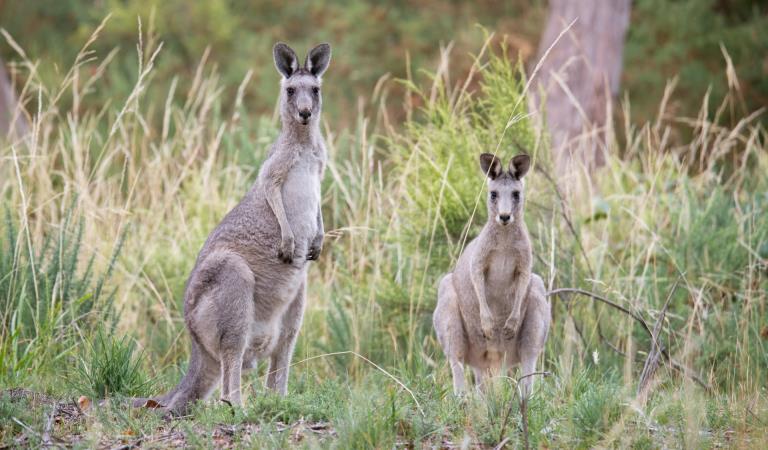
[281,151,324,239]
[485,250,524,297]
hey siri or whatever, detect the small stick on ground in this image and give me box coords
[41,405,55,447]
[493,436,511,450]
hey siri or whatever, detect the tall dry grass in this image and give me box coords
[1,23,766,447]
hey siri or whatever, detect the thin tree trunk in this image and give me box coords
[0,56,28,139]
[531,0,631,177]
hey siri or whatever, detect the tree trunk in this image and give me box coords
[531,0,631,177]
[0,56,28,139]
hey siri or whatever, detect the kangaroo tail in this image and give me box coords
[131,340,206,415]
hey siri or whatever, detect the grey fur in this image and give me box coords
[136,43,330,415]
[433,153,550,398]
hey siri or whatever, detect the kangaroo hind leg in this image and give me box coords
[186,252,255,408]
[433,274,468,395]
[515,274,550,399]
[266,280,307,396]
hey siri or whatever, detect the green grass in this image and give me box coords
[67,327,155,399]
[1,22,767,448]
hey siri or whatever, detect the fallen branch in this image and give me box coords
[547,287,713,392]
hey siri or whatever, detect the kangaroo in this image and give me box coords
[135,42,331,415]
[433,153,550,397]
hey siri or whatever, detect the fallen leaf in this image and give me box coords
[77,396,91,412]
[142,399,163,409]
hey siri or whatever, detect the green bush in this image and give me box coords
[625,0,768,125]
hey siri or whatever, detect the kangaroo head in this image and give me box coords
[273,42,331,127]
[479,153,531,226]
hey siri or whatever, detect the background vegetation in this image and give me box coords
[1,1,766,447]
[2,0,767,125]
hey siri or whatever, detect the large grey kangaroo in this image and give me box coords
[136,43,331,415]
[433,153,550,397]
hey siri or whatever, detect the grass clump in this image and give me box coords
[68,327,154,399]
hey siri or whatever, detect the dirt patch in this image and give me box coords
[2,390,337,448]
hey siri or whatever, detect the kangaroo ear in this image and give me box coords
[509,154,531,179]
[479,153,503,180]
[273,42,299,78]
[305,43,331,78]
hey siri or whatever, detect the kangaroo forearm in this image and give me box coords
[266,184,292,237]
[470,262,490,313]
[509,270,531,318]
[315,206,324,238]
[473,281,488,312]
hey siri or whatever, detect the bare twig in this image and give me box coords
[520,396,529,450]
[258,350,425,416]
[638,279,679,396]
[497,371,551,449]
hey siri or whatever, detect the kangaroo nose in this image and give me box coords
[299,110,311,120]
[499,214,511,223]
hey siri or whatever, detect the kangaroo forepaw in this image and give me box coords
[278,250,293,264]
[480,323,494,340]
[503,316,521,340]
[278,236,295,264]
[480,311,495,340]
[306,244,322,261]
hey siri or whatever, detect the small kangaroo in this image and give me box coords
[136,42,331,415]
[433,153,550,397]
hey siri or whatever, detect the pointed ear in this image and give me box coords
[305,43,331,78]
[479,153,503,180]
[273,42,299,78]
[509,154,531,179]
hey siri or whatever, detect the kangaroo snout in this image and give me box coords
[497,214,512,225]
[299,109,312,123]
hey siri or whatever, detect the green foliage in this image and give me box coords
[570,378,623,445]
[68,327,154,398]
[0,0,536,127]
[334,388,398,449]
[243,379,345,424]
[395,50,538,245]
[0,394,35,442]
[625,0,768,124]
[0,208,123,385]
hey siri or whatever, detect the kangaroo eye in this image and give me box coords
[512,191,520,200]
[312,87,320,95]
[286,87,295,96]
[490,191,498,200]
